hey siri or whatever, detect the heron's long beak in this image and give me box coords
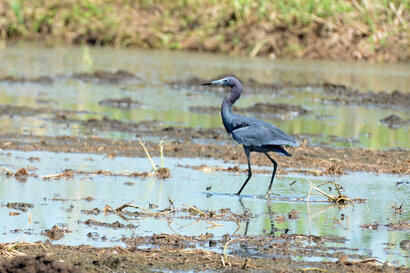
[201,79,224,86]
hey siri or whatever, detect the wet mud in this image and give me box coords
[98,97,143,109]
[0,105,91,119]
[71,70,138,84]
[0,75,54,85]
[360,221,410,231]
[42,225,71,241]
[1,133,408,176]
[171,77,410,108]
[0,69,138,86]
[322,83,410,108]
[0,239,407,273]
[190,102,310,119]
[380,115,409,129]
[0,254,81,273]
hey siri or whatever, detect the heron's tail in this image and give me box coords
[269,145,292,157]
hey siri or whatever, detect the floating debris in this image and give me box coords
[42,225,71,240]
[6,202,34,212]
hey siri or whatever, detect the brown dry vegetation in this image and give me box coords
[0,0,408,62]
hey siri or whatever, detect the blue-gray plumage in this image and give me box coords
[202,76,299,197]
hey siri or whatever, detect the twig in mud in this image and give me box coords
[222,238,245,267]
[301,268,327,272]
[42,170,74,180]
[307,180,353,204]
[223,239,233,267]
[113,203,177,217]
[168,197,175,210]
[138,137,157,172]
[207,222,224,229]
[338,257,394,267]
[166,217,179,235]
[232,226,241,236]
[230,215,241,227]
[180,219,201,230]
[289,179,297,193]
[160,137,167,168]
[289,180,297,187]
[0,166,13,176]
[182,203,205,216]
[115,203,151,214]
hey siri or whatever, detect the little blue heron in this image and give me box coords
[202,76,299,197]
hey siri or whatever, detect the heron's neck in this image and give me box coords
[221,86,242,132]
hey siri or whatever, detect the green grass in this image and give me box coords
[0,0,408,61]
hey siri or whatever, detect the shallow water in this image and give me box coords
[0,43,409,149]
[0,150,408,266]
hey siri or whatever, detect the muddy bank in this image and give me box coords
[322,83,410,109]
[361,221,410,231]
[171,77,410,108]
[169,76,287,93]
[0,104,91,118]
[380,115,409,129]
[190,103,310,119]
[72,70,138,84]
[0,134,408,176]
[0,69,138,85]
[0,254,81,273]
[99,97,143,109]
[0,238,407,273]
[0,75,53,85]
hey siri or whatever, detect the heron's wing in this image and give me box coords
[231,116,299,147]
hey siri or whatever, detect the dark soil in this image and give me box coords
[0,240,407,273]
[0,254,81,273]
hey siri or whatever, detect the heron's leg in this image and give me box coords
[236,146,252,195]
[267,198,276,235]
[264,153,278,198]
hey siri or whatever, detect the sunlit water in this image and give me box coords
[0,150,408,266]
[0,43,409,149]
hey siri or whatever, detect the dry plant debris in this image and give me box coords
[6,202,34,212]
[360,221,409,231]
[41,225,71,240]
[0,242,36,258]
[84,202,252,228]
[307,180,354,205]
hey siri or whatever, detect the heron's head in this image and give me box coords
[201,76,238,88]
